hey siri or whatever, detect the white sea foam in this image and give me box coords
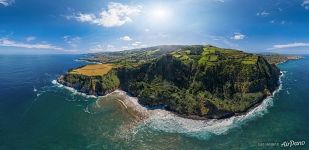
[115,90,148,112]
[74,59,102,64]
[140,90,279,139]
[51,80,97,99]
[129,71,285,139]
[33,87,37,92]
[52,70,285,139]
[51,80,58,85]
[84,107,92,114]
[52,79,119,100]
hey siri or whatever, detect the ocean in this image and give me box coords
[0,54,308,150]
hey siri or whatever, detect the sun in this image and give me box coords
[149,6,171,22]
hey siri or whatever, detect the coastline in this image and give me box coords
[53,70,284,121]
[54,63,287,121]
[74,58,103,64]
[112,74,283,138]
[51,70,285,138]
[120,70,284,120]
[53,54,299,122]
[276,56,304,65]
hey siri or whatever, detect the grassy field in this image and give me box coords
[171,46,259,66]
[242,56,258,65]
[69,64,114,76]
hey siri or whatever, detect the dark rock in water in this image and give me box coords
[60,45,281,119]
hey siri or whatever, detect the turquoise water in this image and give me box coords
[0,55,308,150]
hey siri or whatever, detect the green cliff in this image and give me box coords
[59,45,281,119]
[58,69,120,96]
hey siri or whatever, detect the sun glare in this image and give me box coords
[149,6,171,22]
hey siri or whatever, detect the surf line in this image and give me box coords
[117,99,128,109]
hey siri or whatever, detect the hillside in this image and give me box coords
[259,53,303,64]
[58,64,120,95]
[59,45,281,119]
[80,45,188,66]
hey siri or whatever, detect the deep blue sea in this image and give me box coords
[0,55,308,150]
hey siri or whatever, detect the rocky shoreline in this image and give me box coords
[110,70,283,121]
[57,46,301,120]
[56,70,283,121]
[56,53,294,120]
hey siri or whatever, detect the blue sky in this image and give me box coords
[0,0,309,54]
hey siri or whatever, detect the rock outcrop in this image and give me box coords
[59,45,281,119]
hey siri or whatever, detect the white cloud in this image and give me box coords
[131,41,142,46]
[121,42,147,50]
[269,20,286,25]
[107,44,115,49]
[68,2,142,27]
[0,0,14,7]
[122,46,129,50]
[120,36,132,41]
[88,44,117,53]
[63,36,81,47]
[268,42,309,50]
[209,35,239,48]
[256,11,270,17]
[72,13,96,22]
[230,33,246,40]
[302,0,309,9]
[88,44,105,53]
[26,36,36,42]
[0,38,63,50]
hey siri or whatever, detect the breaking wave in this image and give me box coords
[51,80,97,99]
[52,71,285,140]
[74,59,102,64]
[135,71,285,139]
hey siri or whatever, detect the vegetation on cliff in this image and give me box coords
[59,65,120,95]
[60,45,281,119]
[259,53,303,64]
[117,46,280,118]
[69,64,114,76]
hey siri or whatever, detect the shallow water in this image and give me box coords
[0,55,308,149]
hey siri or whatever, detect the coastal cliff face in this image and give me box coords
[60,45,281,119]
[58,70,120,96]
[117,46,280,118]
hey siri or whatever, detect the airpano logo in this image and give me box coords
[258,140,306,148]
[281,140,306,148]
